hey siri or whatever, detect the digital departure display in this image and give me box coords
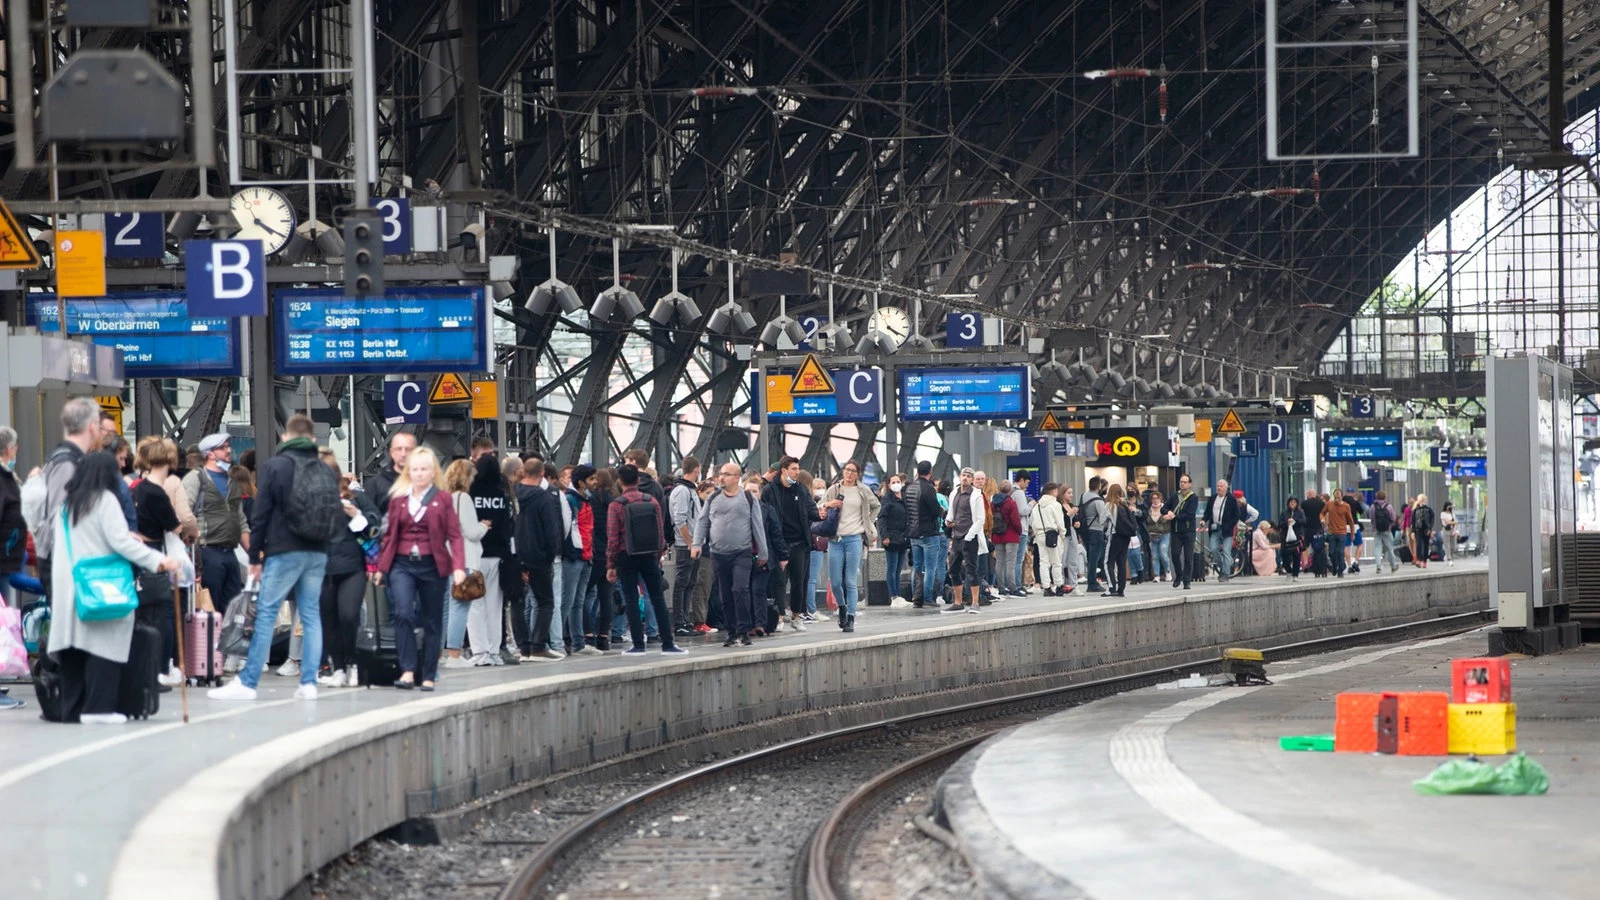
[27,292,242,378]
[898,366,1031,421]
[274,286,488,375]
[1322,428,1404,461]
[754,368,881,424]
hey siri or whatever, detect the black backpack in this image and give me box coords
[1073,496,1099,534]
[285,453,344,543]
[622,495,662,556]
[1372,501,1393,532]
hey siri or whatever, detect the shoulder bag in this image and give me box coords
[61,506,140,622]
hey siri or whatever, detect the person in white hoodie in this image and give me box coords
[1029,483,1070,596]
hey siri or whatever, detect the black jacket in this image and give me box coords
[761,476,819,545]
[1169,490,1199,536]
[515,483,563,569]
[759,491,786,569]
[1301,497,1326,536]
[326,487,381,577]
[248,438,332,564]
[469,457,516,558]
[1412,504,1436,533]
[1113,505,1138,538]
[1278,507,1306,545]
[589,488,614,587]
[905,476,945,539]
[636,470,670,546]
[0,465,23,574]
[1202,492,1245,536]
[877,494,910,549]
[368,461,400,512]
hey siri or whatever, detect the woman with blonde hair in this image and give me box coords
[374,446,465,690]
[442,458,489,668]
[316,456,381,687]
[1104,483,1136,598]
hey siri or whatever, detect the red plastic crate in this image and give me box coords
[1335,692,1380,752]
[1396,691,1449,756]
[1451,657,1512,704]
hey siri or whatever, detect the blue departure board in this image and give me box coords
[27,292,242,378]
[1322,428,1404,462]
[752,368,881,424]
[274,286,488,375]
[1450,455,1488,479]
[898,366,1031,421]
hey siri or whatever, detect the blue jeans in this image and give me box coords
[546,562,564,649]
[1012,537,1027,592]
[885,547,907,599]
[239,551,326,689]
[390,556,446,681]
[445,588,471,651]
[806,548,826,612]
[1207,529,1233,579]
[559,558,591,650]
[1128,544,1145,580]
[914,535,947,604]
[827,534,864,616]
[1151,534,1172,580]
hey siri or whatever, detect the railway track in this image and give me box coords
[495,610,1492,900]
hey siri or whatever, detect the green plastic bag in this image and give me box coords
[1413,752,1550,796]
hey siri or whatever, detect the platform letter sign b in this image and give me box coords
[186,239,266,317]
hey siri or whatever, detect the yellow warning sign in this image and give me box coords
[1218,408,1247,435]
[97,395,124,433]
[0,198,41,269]
[429,372,472,405]
[1039,410,1064,432]
[765,375,795,414]
[790,353,835,396]
[56,230,106,297]
[470,380,499,419]
[1195,419,1213,443]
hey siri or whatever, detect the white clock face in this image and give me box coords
[229,187,296,255]
[867,306,912,347]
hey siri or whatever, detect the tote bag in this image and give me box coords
[61,507,139,622]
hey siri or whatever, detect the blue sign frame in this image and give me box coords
[26,291,243,378]
[753,368,881,424]
[898,366,1031,421]
[275,285,489,376]
[1322,428,1404,462]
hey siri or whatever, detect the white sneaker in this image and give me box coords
[814,611,832,621]
[576,646,604,656]
[276,660,300,678]
[80,712,128,725]
[347,665,360,685]
[772,618,787,633]
[789,615,807,633]
[293,684,318,701]
[158,666,184,688]
[443,656,473,669]
[208,679,258,701]
[317,669,347,688]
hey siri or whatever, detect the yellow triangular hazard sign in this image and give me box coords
[1218,407,1247,435]
[429,372,473,404]
[1040,411,1063,432]
[790,353,835,395]
[0,198,41,269]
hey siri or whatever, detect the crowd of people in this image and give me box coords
[0,398,1464,721]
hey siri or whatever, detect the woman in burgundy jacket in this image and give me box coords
[374,447,465,690]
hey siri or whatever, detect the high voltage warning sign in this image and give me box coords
[790,353,835,395]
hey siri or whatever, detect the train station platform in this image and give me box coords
[940,621,1593,900]
[0,562,1487,900]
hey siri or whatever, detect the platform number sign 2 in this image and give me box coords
[373,197,411,255]
[105,212,165,259]
[946,311,982,348]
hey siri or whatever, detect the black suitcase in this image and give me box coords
[1397,545,1414,564]
[32,654,67,722]
[117,623,162,720]
[867,579,890,606]
[356,583,402,687]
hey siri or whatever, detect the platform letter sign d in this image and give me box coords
[186,239,266,317]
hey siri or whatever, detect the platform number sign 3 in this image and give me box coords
[1350,395,1376,419]
[946,311,982,348]
[105,212,165,259]
[374,197,412,255]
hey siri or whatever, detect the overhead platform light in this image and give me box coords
[590,238,645,323]
[526,228,582,316]
[648,249,701,327]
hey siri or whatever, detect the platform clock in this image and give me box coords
[228,187,296,256]
[866,306,912,350]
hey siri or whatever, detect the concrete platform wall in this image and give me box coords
[153,571,1485,900]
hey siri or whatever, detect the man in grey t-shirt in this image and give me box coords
[692,463,769,645]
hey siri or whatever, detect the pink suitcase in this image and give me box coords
[184,608,224,686]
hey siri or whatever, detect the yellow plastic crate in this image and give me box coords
[1448,702,1516,755]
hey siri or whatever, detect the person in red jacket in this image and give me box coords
[991,482,1025,596]
[373,447,465,691]
[606,465,684,655]
[558,464,601,656]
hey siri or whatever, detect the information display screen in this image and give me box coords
[754,368,880,424]
[27,291,242,378]
[1449,455,1488,479]
[1321,428,1404,461]
[898,366,1030,421]
[275,286,488,375]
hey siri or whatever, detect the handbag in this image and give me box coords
[61,507,139,622]
[0,602,28,678]
[452,569,486,601]
[217,578,260,658]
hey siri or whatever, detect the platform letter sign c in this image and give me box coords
[835,369,882,420]
[384,380,429,425]
[186,239,266,317]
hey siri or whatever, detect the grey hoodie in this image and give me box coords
[693,488,770,564]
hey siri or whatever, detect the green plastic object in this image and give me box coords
[1279,734,1336,752]
[1413,752,1551,796]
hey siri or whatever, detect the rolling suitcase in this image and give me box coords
[117,623,162,720]
[1397,545,1414,564]
[356,582,401,687]
[184,592,225,687]
[32,654,66,722]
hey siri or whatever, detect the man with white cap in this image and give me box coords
[182,432,250,617]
